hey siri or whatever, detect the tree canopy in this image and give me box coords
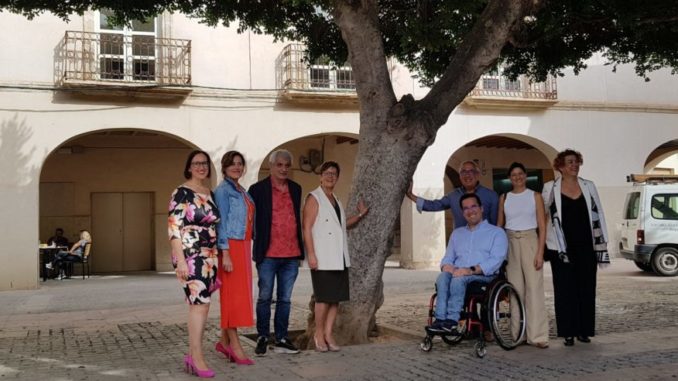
[3,0,678,84]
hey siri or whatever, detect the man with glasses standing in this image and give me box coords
[428,193,508,333]
[248,149,304,355]
[407,160,499,229]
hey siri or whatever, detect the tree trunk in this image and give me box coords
[296,96,437,347]
[334,99,437,344]
[298,0,540,346]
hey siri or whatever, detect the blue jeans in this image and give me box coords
[434,272,494,322]
[256,258,299,341]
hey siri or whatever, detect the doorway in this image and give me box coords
[91,192,154,272]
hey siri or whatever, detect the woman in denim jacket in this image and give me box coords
[214,151,256,365]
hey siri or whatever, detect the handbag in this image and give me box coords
[543,247,557,262]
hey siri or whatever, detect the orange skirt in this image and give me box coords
[218,239,254,328]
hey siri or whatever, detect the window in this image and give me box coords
[98,9,156,82]
[307,56,355,90]
[504,78,521,91]
[483,77,500,90]
[624,192,641,219]
[336,68,355,90]
[651,194,678,220]
[310,66,330,88]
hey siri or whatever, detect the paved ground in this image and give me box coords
[0,259,676,380]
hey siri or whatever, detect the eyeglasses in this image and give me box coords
[322,171,338,177]
[459,170,478,176]
[462,205,480,212]
[191,161,209,168]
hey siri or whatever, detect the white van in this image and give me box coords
[619,174,678,276]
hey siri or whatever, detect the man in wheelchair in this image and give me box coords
[428,193,508,334]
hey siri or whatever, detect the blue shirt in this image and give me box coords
[416,184,499,229]
[440,220,508,275]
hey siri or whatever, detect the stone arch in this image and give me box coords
[644,139,678,174]
[254,132,403,264]
[443,134,558,236]
[39,128,206,275]
[256,132,360,206]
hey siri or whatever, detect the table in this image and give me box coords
[38,246,68,281]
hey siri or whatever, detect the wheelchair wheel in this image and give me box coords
[487,281,526,350]
[420,336,433,352]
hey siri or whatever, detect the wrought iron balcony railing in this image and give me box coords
[469,74,557,100]
[56,31,191,86]
[274,43,556,106]
[276,43,356,94]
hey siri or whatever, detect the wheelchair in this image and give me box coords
[419,272,526,358]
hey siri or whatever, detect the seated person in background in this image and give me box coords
[47,228,69,248]
[49,230,92,276]
[429,193,508,333]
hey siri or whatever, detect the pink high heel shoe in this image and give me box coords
[183,355,215,378]
[215,342,255,365]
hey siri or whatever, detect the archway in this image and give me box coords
[644,139,678,175]
[255,133,401,263]
[257,133,359,201]
[444,134,557,236]
[39,128,205,275]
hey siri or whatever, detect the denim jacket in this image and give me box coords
[214,178,255,250]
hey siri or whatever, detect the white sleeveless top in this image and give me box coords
[504,189,538,231]
[307,187,351,270]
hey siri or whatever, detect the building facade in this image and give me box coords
[1,11,677,290]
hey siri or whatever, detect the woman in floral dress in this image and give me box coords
[168,150,220,378]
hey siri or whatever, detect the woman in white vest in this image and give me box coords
[497,162,549,349]
[302,161,368,352]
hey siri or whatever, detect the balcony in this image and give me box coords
[464,74,558,109]
[56,31,192,98]
[275,44,358,104]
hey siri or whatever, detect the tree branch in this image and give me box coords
[333,0,397,114]
[419,0,542,126]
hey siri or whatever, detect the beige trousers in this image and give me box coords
[506,229,549,344]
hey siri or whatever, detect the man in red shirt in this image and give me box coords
[248,149,304,355]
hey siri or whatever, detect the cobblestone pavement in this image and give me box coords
[376,260,678,337]
[0,259,676,380]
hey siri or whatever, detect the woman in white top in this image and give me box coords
[497,162,549,348]
[302,161,368,353]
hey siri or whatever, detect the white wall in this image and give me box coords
[0,88,361,289]
[3,11,678,287]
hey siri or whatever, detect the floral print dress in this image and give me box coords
[168,185,221,304]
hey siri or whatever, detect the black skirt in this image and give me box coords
[311,268,350,303]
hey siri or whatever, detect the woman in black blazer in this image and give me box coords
[542,149,609,347]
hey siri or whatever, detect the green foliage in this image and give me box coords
[2,0,678,83]
[501,0,678,81]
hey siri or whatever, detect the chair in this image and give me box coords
[62,243,91,280]
[76,243,92,279]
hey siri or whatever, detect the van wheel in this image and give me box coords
[651,247,678,276]
[634,261,653,272]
